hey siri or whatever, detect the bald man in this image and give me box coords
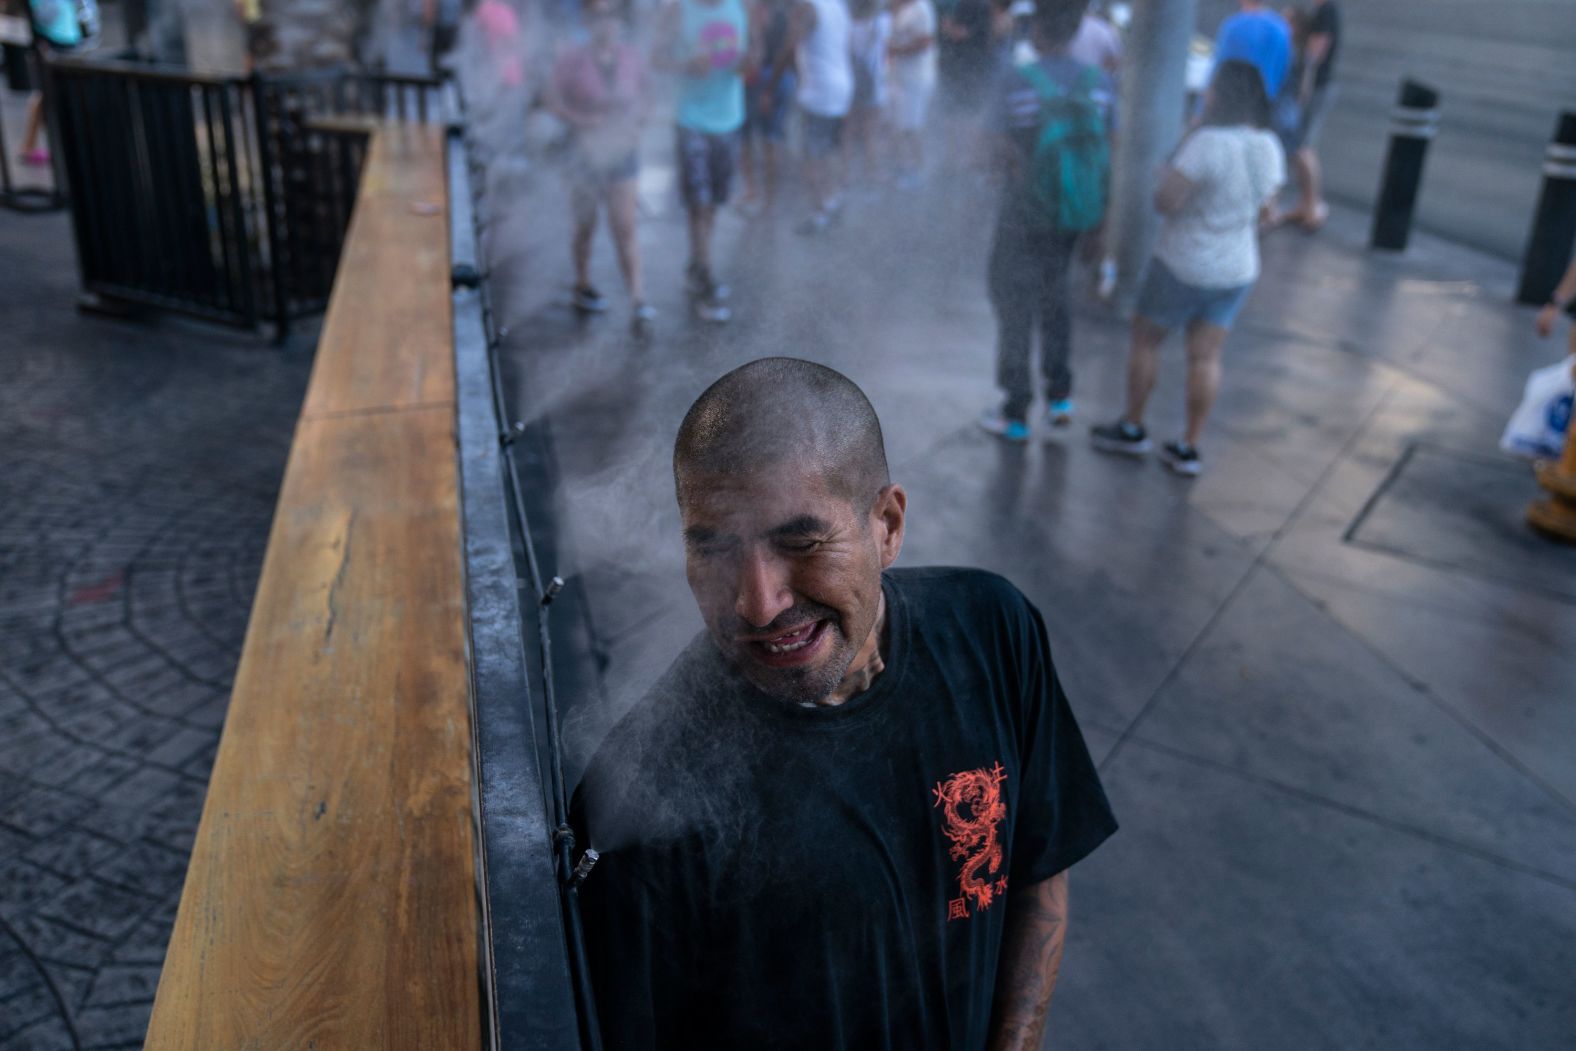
[571,358,1116,1049]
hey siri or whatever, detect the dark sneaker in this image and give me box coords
[571,285,607,314]
[1090,420,1152,456]
[1161,440,1203,476]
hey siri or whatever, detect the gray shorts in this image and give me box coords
[801,110,846,159]
[1298,83,1336,152]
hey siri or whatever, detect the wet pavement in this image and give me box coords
[2,87,1573,1047]
[485,122,1576,1047]
[0,210,314,1049]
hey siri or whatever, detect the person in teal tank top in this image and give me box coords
[19,0,83,167]
[655,0,758,323]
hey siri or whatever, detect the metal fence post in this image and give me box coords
[1370,78,1440,252]
[251,71,291,342]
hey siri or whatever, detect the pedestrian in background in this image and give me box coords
[978,0,1113,442]
[846,0,892,186]
[1067,0,1121,79]
[775,0,852,234]
[425,0,463,72]
[654,0,755,322]
[18,0,81,167]
[936,0,993,157]
[886,0,937,187]
[1091,60,1284,476]
[1284,0,1337,230]
[547,0,655,337]
[475,0,526,88]
[739,0,796,215]
[1535,254,1576,347]
[1211,0,1290,101]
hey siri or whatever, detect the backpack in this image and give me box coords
[1019,62,1109,232]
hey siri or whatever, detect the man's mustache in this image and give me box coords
[726,602,841,640]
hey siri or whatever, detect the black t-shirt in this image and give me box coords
[570,567,1118,1050]
[1310,1,1340,88]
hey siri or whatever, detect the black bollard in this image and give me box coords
[1516,112,1576,307]
[1370,79,1440,252]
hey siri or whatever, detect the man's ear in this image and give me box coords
[872,484,907,569]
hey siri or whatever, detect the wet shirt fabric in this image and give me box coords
[571,567,1118,1050]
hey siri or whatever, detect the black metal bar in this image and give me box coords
[1370,78,1440,252]
[251,72,290,339]
[48,55,241,86]
[218,83,259,326]
[50,66,102,285]
[199,84,233,313]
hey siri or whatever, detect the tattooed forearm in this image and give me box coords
[988,870,1068,1051]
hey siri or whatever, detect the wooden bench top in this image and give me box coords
[145,123,481,1049]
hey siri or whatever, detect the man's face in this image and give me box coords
[679,465,903,705]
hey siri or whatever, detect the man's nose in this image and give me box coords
[734,551,793,628]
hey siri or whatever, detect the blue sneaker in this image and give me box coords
[1046,398,1074,428]
[979,407,1030,443]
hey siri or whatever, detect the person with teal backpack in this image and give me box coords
[978,0,1113,443]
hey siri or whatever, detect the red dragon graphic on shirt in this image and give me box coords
[932,762,1009,921]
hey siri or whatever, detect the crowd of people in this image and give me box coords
[539,0,1341,476]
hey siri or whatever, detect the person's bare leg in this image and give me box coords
[1182,320,1228,446]
[688,203,715,270]
[20,94,44,155]
[762,140,779,209]
[571,190,598,290]
[1294,147,1327,229]
[805,153,827,213]
[607,179,644,303]
[1122,315,1170,425]
[740,138,759,204]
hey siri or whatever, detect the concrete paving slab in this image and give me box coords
[1058,739,1576,1050]
[1124,566,1576,883]
[1346,442,1576,602]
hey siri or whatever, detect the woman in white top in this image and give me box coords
[1091,60,1285,476]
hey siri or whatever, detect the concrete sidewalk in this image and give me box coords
[486,135,1576,1046]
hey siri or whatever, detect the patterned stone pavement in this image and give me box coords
[0,211,314,1049]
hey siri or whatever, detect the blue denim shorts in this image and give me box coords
[1136,259,1253,330]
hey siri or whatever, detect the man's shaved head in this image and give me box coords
[673,358,906,706]
[674,358,890,511]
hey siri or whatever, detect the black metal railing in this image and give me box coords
[45,57,445,336]
[448,105,602,1050]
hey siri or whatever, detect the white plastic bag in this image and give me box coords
[1501,357,1575,460]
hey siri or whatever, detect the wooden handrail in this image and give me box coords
[144,124,481,1049]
